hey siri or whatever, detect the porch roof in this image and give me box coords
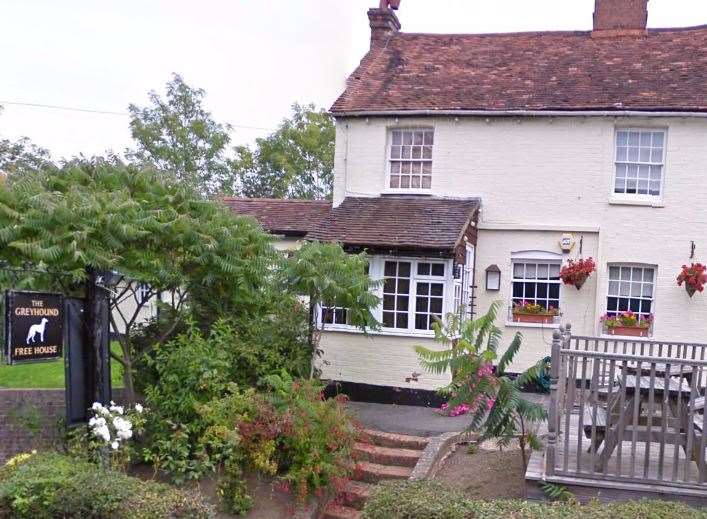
[308,196,480,253]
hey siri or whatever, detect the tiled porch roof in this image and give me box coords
[308,196,480,252]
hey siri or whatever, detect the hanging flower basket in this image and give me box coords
[676,263,707,298]
[512,301,559,324]
[601,311,652,337]
[560,257,596,290]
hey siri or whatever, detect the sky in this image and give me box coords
[2,0,707,161]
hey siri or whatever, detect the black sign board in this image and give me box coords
[5,291,64,364]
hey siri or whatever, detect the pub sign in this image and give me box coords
[4,291,64,364]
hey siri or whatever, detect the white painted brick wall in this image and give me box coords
[324,115,707,386]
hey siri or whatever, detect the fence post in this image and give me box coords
[546,327,562,477]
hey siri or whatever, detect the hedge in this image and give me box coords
[0,452,212,519]
[362,480,707,519]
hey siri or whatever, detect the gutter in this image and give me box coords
[331,109,707,118]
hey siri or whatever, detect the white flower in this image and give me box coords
[93,424,111,443]
[113,417,132,432]
[109,405,124,415]
[117,429,133,440]
[88,417,97,427]
[111,441,119,450]
[91,402,104,412]
[134,403,144,414]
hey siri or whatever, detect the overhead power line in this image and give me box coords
[0,100,274,131]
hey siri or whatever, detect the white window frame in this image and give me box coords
[385,127,434,194]
[605,263,656,323]
[611,127,667,202]
[508,251,562,325]
[318,256,454,337]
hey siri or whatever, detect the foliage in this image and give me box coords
[232,103,335,199]
[559,257,596,289]
[415,302,547,469]
[0,159,277,400]
[513,300,559,315]
[142,321,242,484]
[677,263,707,295]
[283,241,380,376]
[126,73,234,197]
[542,482,576,502]
[601,311,652,329]
[242,371,357,502]
[0,452,212,519]
[362,480,707,519]
[0,134,54,182]
[85,401,146,470]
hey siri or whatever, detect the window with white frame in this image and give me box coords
[614,129,665,197]
[137,283,151,305]
[389,128,433,190]
[321,305,348,325]
[607,265,654,319]
[511,259,561,311]
[382,259,446,331]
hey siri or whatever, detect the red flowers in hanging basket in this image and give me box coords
[677,263,707,297]
[559,257,596,290]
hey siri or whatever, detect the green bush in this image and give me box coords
[362,481,707,519]
[0,452,212,519]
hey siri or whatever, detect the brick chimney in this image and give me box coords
[368,1,401,49]
[593,0,648,37]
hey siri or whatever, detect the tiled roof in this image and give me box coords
[308,196,479,251]
[331,25,707,114]
[222,197,331,236]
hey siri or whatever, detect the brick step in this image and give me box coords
[353,441,422,467]
[322,503,362,519]
[339,480,374,510]
[355,461,413,483]
[358,428,429,450]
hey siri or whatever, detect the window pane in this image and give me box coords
[430,297,443,314]
[431,264,445,276]
[397,313,408,329]
[384,278,396,293]
[609,266,620,280]
[417,282,429,296]
[422,176,432,189]
[397,278,410,294]
[417,263,431,276]
[397,295,409,311]
[398,262,411,277]
[617,131,628,146]
[430,283,443,296]
[383,312,394,327]
[392,131,402,145]
[385,261,396,277]
[513,263,524,278]
[415,314,428,330]
[389,176,400,188]
[383,294,395,310]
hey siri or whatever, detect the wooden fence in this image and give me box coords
[546,325,706,490]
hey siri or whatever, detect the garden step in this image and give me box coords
[353,441,422,467]
[358,428,429,450]
[339,480,374,510]
[355,461,413,483]
[322,503,362,519]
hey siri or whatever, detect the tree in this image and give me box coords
[0,159,277,401]
[126,74,234,197]
[232,104,335,199]
[415,302,548,469]
[283,241,380,377]
[0,107,54,181]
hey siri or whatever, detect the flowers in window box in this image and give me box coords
[601,311,652,337]
[559,257,596,290]
[677,263,707,297]
[512,301,559,324]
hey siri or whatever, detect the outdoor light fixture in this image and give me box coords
[485,264,501,291]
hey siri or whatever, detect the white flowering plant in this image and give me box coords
[87,401,146,470]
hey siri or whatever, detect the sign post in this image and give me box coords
[4,291,64,364]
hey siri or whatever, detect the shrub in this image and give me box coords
[363,481,707,519]
[0,452,212,519]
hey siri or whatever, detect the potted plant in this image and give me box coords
[559,257,596,290]
[677,263,707,297]
[601,311,652,337]
[512,300,559,324]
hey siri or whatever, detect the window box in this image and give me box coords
[512,312,556,325]
[605,325,649,338]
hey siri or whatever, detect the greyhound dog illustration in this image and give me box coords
[26,318,49,344]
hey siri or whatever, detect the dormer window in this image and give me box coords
[388,128,433,190]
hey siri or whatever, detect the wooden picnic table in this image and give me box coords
[591,372,703,473]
